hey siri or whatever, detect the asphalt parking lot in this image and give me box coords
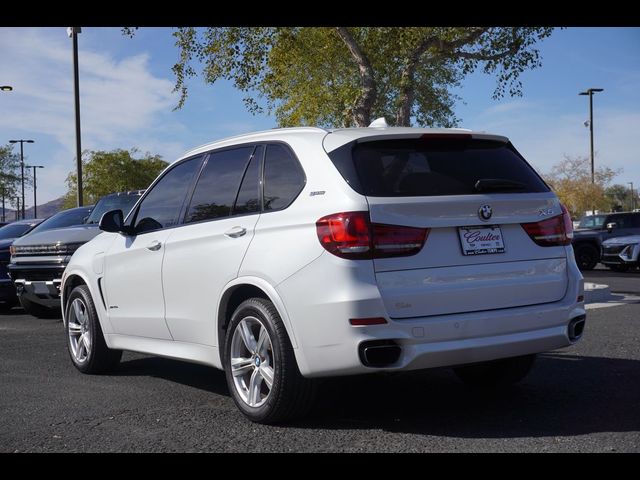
[1,269,639,453]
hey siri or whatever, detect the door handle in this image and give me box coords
[146,241,162,251]
[224,226,247,238]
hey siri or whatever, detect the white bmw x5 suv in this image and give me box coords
[61,126,585,423]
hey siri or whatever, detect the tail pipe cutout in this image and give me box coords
[568,315,586,342]
[359,340,402,367]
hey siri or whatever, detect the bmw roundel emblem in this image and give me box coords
[478,205,493,221]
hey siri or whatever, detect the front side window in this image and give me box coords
[132,156,202,234]
[263,144,305,211]
[184,146,255,224]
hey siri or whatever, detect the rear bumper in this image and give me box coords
[277,250,584,378]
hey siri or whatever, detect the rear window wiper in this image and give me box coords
[474,178,528,192]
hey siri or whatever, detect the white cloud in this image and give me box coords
[0,27,185,204]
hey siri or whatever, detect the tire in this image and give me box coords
[19,296,60,319]
[453,354,536,388]
[223,297,316,424]
[574,244,599,270]
[65,285,122,374]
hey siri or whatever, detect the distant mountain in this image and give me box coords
[1,196,65,222]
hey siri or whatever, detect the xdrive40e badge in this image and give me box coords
[478,205,492,221]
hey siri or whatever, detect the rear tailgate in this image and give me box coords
[325,132,569,319]
[368,193,568,318]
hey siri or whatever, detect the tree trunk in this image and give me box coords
[335,27,377,127]
[395,64,416,127]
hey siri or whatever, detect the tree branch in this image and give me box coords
[335,27,377,126]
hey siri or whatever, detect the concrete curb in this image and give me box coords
[584,282,612,303]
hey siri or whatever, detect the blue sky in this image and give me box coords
[1,27,639,207]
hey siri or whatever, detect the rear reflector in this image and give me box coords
[349,317,388,326]
[521,204,573,247]
[316,211,429,260]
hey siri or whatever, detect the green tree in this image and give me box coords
[0,144,22,216]
[125,27,554,128]
[63,148,168,209]
[605,184,640,212]
[544,156,620,219]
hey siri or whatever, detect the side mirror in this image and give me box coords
[606,222,617,233]
[99,209,125,233]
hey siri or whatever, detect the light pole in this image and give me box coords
[68,27,83,207]
[579,88,604,184]
[26,165,44,218]
[8,139,34,219]
[14,197,20,221]
[629,182,635,211]
[1,185,5,222]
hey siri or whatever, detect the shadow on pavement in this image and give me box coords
[114,352,640,439]
[115,356,229,397]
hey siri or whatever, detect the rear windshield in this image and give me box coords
[327,138,549,197]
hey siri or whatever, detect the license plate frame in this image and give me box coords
[458,225,505,256]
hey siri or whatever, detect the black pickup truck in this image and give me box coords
[572,211,640,270]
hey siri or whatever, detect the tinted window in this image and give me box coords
[86,193,143,224]
[28,207,93,235]
[0,223,33,240]
[185,147,254,223]
[578,215,607,229]
[263,144,305,211]
[329,138,549,197]
[133,157,202,234]
[233,145,262,216]
[609,214,640,229]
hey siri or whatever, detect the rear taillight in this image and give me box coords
[521,204,573,247]
[316,211,429,259]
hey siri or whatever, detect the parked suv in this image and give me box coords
[601,235,640,271]
[0,219,43,311]
[9,191,143,318]
[61,126,584,424]
[572,212,640,270]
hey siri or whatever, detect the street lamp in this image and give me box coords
[68,27,83,207]
[8,138,34,219]
[26,165,44,218]
[629,182,635,211]
[579,88,604,184]
[1,85,13,92]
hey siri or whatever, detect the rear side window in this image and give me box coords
[609,213,640,229]
[185,146,255,223]
[328,138,549,197]
[263,144,305,211]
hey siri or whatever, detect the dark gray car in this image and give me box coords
[572,211,640,270]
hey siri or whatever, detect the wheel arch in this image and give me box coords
[61,270,109,332]
[217,277,300,359]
